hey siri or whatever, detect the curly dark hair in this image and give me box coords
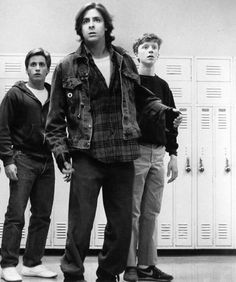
[75,2,115,47]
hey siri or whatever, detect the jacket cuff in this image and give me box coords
[56,152,71,172]
[3,156,14,167]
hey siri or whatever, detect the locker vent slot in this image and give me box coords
[177,223,189,240]
[205,65,222,76]
[166,65,182,76]
[5,62,21,73]
[171,87,183,98]
[217,224,229,240]
[96,223,105,240]
[206,87,222,99]
[22,227,26,239]
[160,223,171,240]
[56,222,67,239]
[0,222,3,238]
[200,223,212,240]
[217,111,227,130]
[201,111,210,129]
[179,111,188,130]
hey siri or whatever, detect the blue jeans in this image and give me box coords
[60,152,134,279]
[0,151,55,268]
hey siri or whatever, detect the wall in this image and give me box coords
[0,0,236,56]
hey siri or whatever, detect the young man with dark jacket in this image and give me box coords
[46,4,179,282]
[124,33,181,282]
[0,48,57,282]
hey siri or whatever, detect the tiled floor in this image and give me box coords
[1,255,236,282]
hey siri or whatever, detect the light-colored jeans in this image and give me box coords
[127,144,165,266]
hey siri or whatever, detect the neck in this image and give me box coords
[86,39,109,58]
[27,81,45,90]
[138,64,155,76]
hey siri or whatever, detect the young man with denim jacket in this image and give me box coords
[0,48,57,282]
[46,4,179,282]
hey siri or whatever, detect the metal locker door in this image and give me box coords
[197,107,214,247]
[156,154,174,248]
[174,106,193,247]
[214,107,232,247]
[52,166,70,247]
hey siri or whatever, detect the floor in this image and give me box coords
[1,255,236,282]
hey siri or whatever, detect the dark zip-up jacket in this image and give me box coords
[0,81,52,166]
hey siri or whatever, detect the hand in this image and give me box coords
[173,113,183,128]
[167,155,178,183]
[5,164,18,181]
[62,161,74,182]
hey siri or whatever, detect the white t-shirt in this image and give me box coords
[26,84,48,105]
[93,55,111,87]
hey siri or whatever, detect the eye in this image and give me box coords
[82,18,89,24]
[94,17,102,22]
[39,62,46,67]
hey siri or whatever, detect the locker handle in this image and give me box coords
[225,158,231,173]
[199,158,204,173]
[185,157,191,172]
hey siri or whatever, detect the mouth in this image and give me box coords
[147,55,154,59]
[88,32,96,36]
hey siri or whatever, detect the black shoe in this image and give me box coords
[137,266,173,281]
[96,267,119,282]
[64,274,87,282]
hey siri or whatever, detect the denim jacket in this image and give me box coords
[46,43,169,159]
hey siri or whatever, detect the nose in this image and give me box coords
[88,20,95,29]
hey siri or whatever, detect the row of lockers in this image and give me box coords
[0,55,235,104]
[0,55,235,249]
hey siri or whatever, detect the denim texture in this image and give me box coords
[0,151,55,268]
[45,43,168,159]
[127,145,165,266]
[60,152,134,278]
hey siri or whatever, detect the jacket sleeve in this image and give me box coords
[45,63,70,161]
[164,85,179,156]
[0,91,17,166]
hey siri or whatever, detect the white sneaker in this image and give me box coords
[21,264,57,278]
[1,267,22,282]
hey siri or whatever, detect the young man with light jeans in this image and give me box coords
[124,33,181,282]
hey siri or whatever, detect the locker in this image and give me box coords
[174,106,193,247]
[156,57,192,81]
[51,167,70,247]
[214,107,232,247]
[157,106,193,248]
[197,82,231,104]
[196,58,231,82]
[197,107,214,247]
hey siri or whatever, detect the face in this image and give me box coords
[26,55,49,84]
[81,8,106,45]
[136,40,159,67]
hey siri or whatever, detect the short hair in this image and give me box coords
[75,2,115,46]
[25,48,51,70]
[133,33,163,54]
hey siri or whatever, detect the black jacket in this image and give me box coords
[0,81,52,166]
